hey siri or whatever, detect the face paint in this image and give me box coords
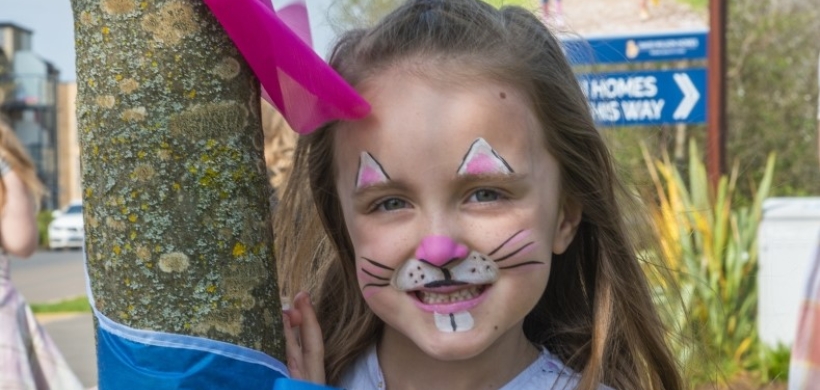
[336,73,567,363]
[457,138,514,176]
[490,230,542,270]
[356,151,390,189]
[391,251,498,291]
[434,311,474,333]
[359,257,394,299]
[361,232,544,333]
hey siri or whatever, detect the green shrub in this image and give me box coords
[36,210,54,248]
[759,343,790,383]
[642,140,777,386]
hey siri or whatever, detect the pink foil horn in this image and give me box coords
[204,0,371,134]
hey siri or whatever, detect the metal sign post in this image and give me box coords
[707,0,727,188]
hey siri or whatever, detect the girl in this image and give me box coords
[275,0,682,388]
[0,116,84,389]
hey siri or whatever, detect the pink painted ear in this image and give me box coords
[204,0,370,134]
[356,152,390,189]
[457,138,513,175]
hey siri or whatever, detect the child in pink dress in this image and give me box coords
[0,117,83,390]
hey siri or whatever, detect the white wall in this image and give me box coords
[758,197,820,347]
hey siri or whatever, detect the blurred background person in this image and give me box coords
[0,115,83,389]
[541,0,564,26]
[639,0,659,21]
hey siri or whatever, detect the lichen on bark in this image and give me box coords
[71,0,284,358]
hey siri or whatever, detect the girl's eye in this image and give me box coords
[376,198,408,211]
[468,189,502,203]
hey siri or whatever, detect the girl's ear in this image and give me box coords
[552,197,582,255]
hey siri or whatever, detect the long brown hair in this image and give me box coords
[0,115,44,209]
[275,1,682,388]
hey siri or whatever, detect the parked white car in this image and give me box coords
[48,201,84,250]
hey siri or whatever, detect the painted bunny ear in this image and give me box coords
[204,0,371,134]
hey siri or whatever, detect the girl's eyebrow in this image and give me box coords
[352,179,410,198]
[352,172,526,200]
[455,172,526,185]
[353,173,526,198]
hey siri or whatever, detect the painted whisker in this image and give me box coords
[362,282,389,290]
[361,268,389,281]
[488,229,525,256]
[362,256,394,271]
[498,260,546,270]
[493,241,535,263]
[359,257,393,295]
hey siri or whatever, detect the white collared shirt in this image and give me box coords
[338,344,612,390]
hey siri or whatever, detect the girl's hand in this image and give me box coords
[283,291,326,384]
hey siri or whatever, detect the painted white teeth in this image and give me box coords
[418,286,482,304]
[434,311,474,332]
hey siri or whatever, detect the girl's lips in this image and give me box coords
[410,284,490,314]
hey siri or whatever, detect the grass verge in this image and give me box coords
[31,296,92,314]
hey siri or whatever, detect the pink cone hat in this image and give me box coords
[204,0,371,134]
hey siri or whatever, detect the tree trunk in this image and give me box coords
[71,0,284,358]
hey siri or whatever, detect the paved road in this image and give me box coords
[8,250,97,388]
[40,313,97,389]
[9,249,87,302]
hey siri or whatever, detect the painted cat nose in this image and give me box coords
[415,235,469,267]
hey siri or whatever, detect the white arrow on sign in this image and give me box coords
[673,73,701,120]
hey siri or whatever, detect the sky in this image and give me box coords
[1,0,77,81]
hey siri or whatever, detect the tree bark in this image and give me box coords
[71,0,284,358]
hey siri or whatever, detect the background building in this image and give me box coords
[57,81,80,208]
[1,18,338,212]
[0,22,67,210]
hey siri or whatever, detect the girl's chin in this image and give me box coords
[406,327,495,361]
[418,343,487,362]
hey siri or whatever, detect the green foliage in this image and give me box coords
[758,343,791,383]
[642,140,777,386]
[30,296,92,314]
[726,0,820,196]
[676,0,707,11]
[483,0,536,9]
[36,210,53,248]
[610,0,820,199]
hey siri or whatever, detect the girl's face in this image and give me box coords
[333,66,580,361]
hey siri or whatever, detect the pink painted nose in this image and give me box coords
[415,235,469,267]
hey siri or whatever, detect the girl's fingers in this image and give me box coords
[283,292,326,384]
[283,308,303,327]
[282,295,304,327]
[283,312,305,379]
[293,292,325,383]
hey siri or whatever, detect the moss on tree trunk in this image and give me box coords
[72,0,284,358]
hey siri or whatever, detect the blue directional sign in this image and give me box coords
[563,30,708,65]
[579,68,707,127]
